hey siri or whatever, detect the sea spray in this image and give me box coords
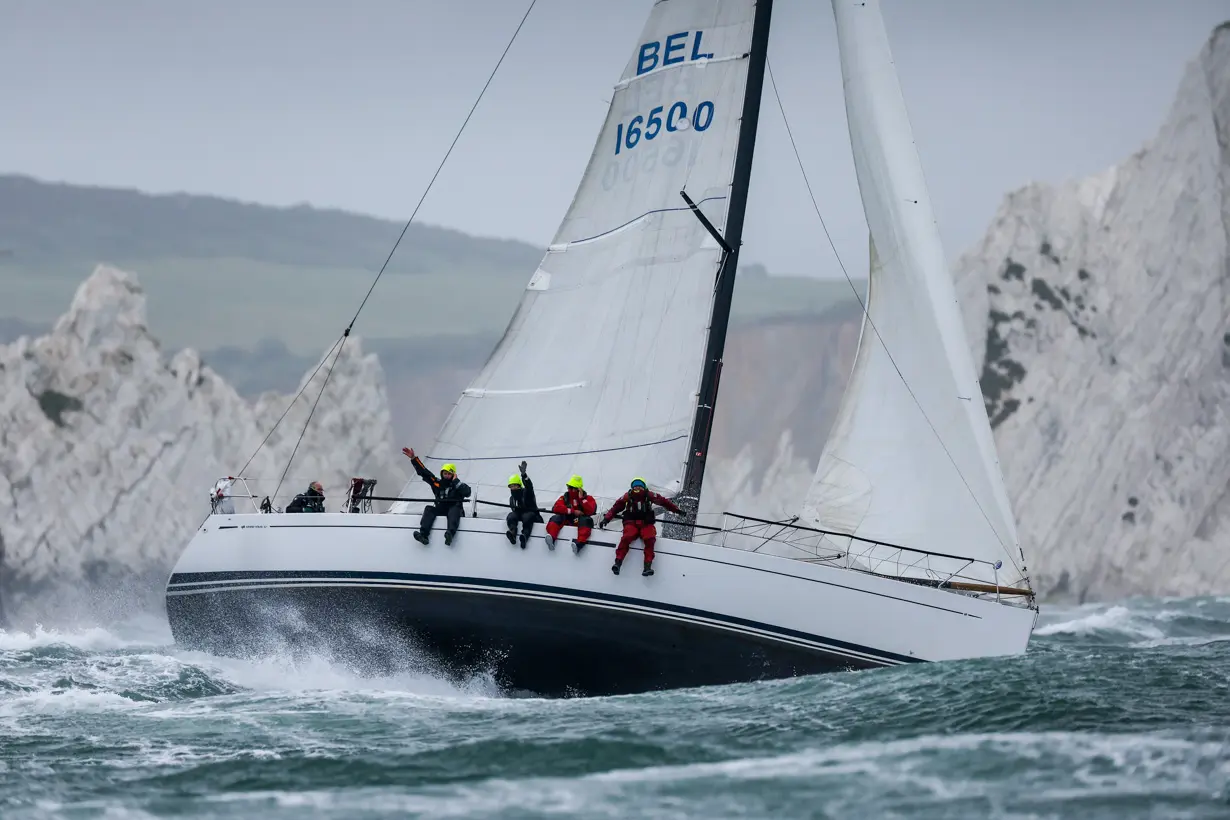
[2,598,1229,818]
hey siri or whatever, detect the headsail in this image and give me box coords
[401,0,763,509]
[802,0,1027,587]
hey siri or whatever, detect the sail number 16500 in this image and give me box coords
[614,100,715,155]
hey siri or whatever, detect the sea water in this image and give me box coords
[2,598,1228,818]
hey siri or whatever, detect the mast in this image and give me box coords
[671,0,774,535]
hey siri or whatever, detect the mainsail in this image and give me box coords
[801,0,1027,587]
[403,0,764,509]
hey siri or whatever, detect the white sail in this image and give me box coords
[398,0,759,509]
[801,0,1026,587]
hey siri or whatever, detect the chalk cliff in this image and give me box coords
[0,266,405,621]
[954,24,1230,601]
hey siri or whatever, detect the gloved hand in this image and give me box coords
[598,518,608,530]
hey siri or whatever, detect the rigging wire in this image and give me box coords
[249,0,539,501]
[271,332,348,502]
[764,60,1021,577]
[237,335,343,477]
[346,0,538,329]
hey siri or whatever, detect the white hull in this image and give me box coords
[166,512,1037,695]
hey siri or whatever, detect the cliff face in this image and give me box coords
[702,308,862,521]
[0,266,405,622]
[955,24,1230,602]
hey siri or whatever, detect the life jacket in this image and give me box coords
[410,456,470,508]
[555,488,596,517]
[304,487,325,512]
[509,486,539,515]
[287,487,324,513]
[623,491,656,522]
[435,476,470,508]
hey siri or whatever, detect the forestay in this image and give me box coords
[397,0,758,510]
[801,0,1027,587]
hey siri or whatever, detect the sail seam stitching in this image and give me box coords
[425,433,688,463]
[551,196,727,249]
[462,381,587,397]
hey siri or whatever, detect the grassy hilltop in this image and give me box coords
[0,174,859,357]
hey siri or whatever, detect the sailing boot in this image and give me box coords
[544,533,556,550]
[519,531,529,549]
[572,539,586,555]
[505,529,517,545]
[413,531,429,545]
[611,558,622,575]
[642,561,654,577]
[444,531,456,546]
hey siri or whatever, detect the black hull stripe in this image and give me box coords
[166,570,921,666]
[197,525,978,618]
[168,579,897,666]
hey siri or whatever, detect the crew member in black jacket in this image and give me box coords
[286,481,325,513]
[505,460,541,549]
[402,447,471,546]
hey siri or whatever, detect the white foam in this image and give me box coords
[0,686,142,721]
[175,731,1230,818]
[1034,604,1165,640]
[172,647,503,701]
[0,624,150,653]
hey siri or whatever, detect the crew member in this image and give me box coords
[600,477,681,576]
[403,447,471,546]
[506,460,541,549]
[286,480,326,513]
[545,474,596,553]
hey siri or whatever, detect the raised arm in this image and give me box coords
[402,447,438,486]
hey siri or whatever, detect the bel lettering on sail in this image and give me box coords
[636,30,715,75]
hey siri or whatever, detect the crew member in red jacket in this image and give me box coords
[544,474,597,554]
[600,477,681,577]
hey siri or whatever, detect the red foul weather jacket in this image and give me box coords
[552,488,597,519]
[602,490,681,525]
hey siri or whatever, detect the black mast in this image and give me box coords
[668,0,774,540]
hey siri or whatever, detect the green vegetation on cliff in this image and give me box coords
[1,175,860,355]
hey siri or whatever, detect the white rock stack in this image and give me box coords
[0,265,406,622]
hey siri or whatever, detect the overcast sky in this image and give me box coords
[3,0,1227,277]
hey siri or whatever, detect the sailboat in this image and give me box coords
[165,0,1038,696]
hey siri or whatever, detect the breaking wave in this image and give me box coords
[2,597,1228,818]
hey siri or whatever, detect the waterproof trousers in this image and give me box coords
[615,521,657,564]
[546,514,593,545]
[506,510,537,539]
[420,504,462,538]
